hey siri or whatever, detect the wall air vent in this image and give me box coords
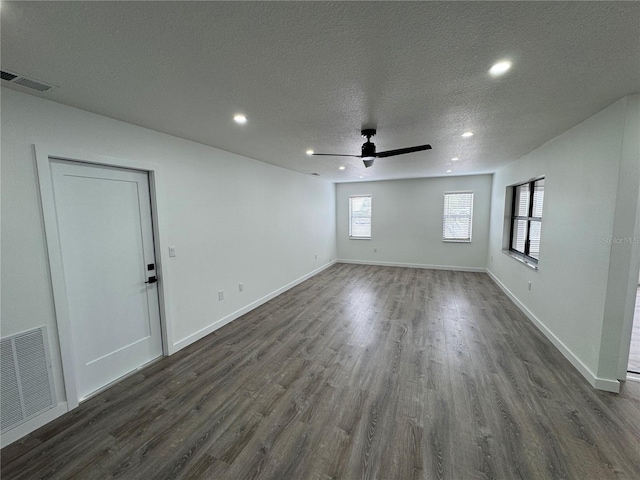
[1,327,57,433]
[0,69,54,92]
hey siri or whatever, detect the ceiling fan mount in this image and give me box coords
[361,128,377,139]
[313,128,432,168]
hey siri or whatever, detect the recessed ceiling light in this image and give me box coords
[306,149,314,155]
[359,176,364,179]
[339,166,346,170]
[233,114,247,124]
[446,169,453,173]
[461,132,474,138]
[489,61,512,77]
[451,157,460,161]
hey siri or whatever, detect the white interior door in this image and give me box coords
[50,160,163,401]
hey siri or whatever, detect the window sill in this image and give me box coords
[349,237,371,240]
[502,250,538,270]
[443,239,471,243]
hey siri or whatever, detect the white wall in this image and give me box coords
[336,175,492,271]
[1,88,337,413]
[487,95,640,392]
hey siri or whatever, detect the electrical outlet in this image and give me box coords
[315,254,318,260]
[218,290,224,301]
[168,246,176,257]
[491,255,494,261]
[239,283,244,292]
[528,281,532,291]
[374,248,377,253]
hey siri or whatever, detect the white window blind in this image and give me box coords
[442,192,474,242]
[349,195,371,238]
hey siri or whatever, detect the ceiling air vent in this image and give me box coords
[1,69,54,92]
[0,70,18,81]
[309,173,320,176]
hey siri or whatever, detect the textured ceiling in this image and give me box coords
[2,1,639,183]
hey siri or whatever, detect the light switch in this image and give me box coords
[169,246,176,257]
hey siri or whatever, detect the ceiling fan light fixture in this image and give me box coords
[311,128,432,169]
[306,149,314,155]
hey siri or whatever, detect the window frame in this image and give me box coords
[509,177,544,264]
[442,191,474,243]
[348,194,372,240]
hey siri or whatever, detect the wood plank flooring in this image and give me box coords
[3,264,640,479]
[627,287,640,373]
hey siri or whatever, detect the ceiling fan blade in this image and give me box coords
[375,144,432,158]
[312,153,361,158]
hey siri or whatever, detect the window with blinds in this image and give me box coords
[349,195,372,239]
[442,192,474,242]
[510,177,544,263]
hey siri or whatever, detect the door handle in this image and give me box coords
[145,276,158,284]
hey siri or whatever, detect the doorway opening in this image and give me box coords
[627,285,640,375]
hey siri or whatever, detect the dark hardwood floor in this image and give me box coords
[2,264,640,479]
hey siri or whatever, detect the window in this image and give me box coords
[510,177,544,263]
[442,192,474,242]
[349,195,371,239]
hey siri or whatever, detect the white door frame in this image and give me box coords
[617,183,640,381]
[35,144,175,410]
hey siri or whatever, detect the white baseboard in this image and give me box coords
[1,402,68,448]
[486,269,620,393]
[336,259,486,273]
[626,372,640,383]
[172,260,337,352]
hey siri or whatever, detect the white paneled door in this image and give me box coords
[50,160,163,401]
